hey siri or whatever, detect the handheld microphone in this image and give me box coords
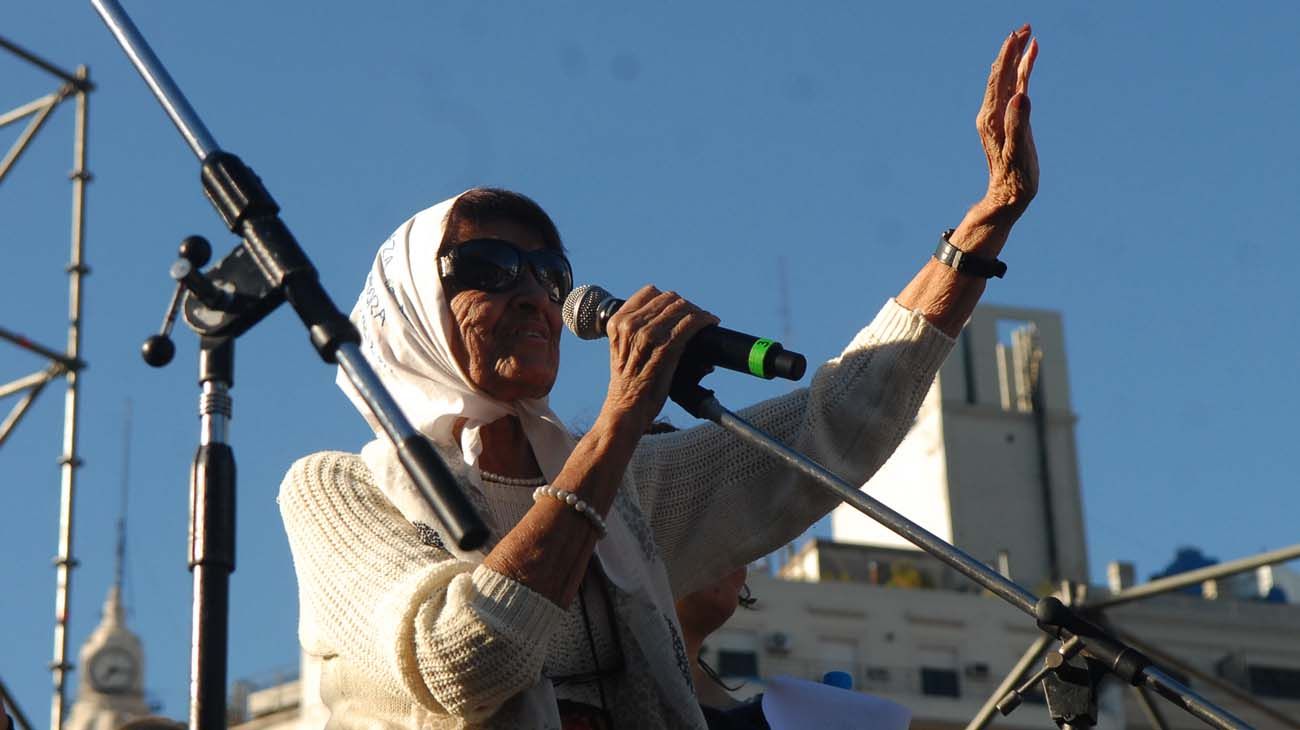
[563,284,807,381]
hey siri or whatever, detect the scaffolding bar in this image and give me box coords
[0,92,60,129]
[0,376,51,449]
[0,36,93,91]
[0,91,65,184]
[0,368,59,400]
[0,327,82,371]
[1094,544,1300,610]
[47,65,90,730]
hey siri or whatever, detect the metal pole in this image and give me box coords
[0,326,83,370]
[0,92,61,129]
[693,393,1251,729]
[0,91,65,184]
[190,338,236,730]
[964,634,1054,730]
[1093,544,1300,610]
[48,66,90,730]
[1133,685,1172,730]
[1139,666,1252,730]
[88,0,217,160]
[700,395,1040,615]
[89,0,486,552]
[1114,628,1298,730]
[0,371,57,448]
[0,36,93,90]
[0,369,60,399]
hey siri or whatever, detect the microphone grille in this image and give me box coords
[563,284,612,340]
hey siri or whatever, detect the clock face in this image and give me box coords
[88,646,138,694]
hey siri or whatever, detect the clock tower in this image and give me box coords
[65,584,151,730]
[66,405,165,730]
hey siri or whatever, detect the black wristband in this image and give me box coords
[933,228,1007,279]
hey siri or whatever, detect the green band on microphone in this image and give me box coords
[747,338,776,378]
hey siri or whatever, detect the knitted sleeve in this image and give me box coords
[278,451,566,722]
[627,299,954,597]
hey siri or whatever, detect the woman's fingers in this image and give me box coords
[999,93,1038,209]
[609,289,715,371]
[660,303,719,357]
[1000,26,1030,106]
[979,25,1030,148]
[635,295,714,364]
[1004,37,1037,165]
[618,284,663,314]
[1016,37,1038,97]
[1003,94,1032,163]
[608,286,672,343]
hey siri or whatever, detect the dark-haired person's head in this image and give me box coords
[438,187,565,256]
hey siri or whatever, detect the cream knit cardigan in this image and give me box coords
[279,299,953,729]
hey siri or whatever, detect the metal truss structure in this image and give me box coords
[0,35,93,730]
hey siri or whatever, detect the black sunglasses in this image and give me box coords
[437,238,574,304]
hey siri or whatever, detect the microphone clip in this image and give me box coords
[669,357,716,419]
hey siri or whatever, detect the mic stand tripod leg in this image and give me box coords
[189,337,235,730]
[1111,627,1298,730]
[964,634,1053,730]
[1134,685,1172,730]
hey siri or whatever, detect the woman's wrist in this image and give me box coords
[947,198,1020,258]
[591,400,649,453]
[550,402,641,504]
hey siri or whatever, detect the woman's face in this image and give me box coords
[445,219,563,402]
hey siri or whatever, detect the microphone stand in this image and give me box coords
[668,374,1253,730]
[190,337,234,730]
[89,2,489,729]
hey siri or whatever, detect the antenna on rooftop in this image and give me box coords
[115,400,131,598]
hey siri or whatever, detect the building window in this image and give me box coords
[717,650,759,679]
[917,647,961,698]
[711,629,760,679]
[920,667,961,698]
[817,637,858,676]
[1247,665,1300,699]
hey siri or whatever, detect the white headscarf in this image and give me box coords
[337,194,671,606]
[337,194,577,538]
[340,193,690,716]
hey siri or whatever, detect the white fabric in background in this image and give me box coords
[762,676,911,730]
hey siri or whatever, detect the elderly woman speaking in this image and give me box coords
[279,25,1039,730]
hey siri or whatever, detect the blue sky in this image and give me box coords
[3,1,1299,722]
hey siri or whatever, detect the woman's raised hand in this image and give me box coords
[601,286,719,433]
[978,24,1038,219]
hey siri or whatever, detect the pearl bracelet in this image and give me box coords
[532,485,607,538]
